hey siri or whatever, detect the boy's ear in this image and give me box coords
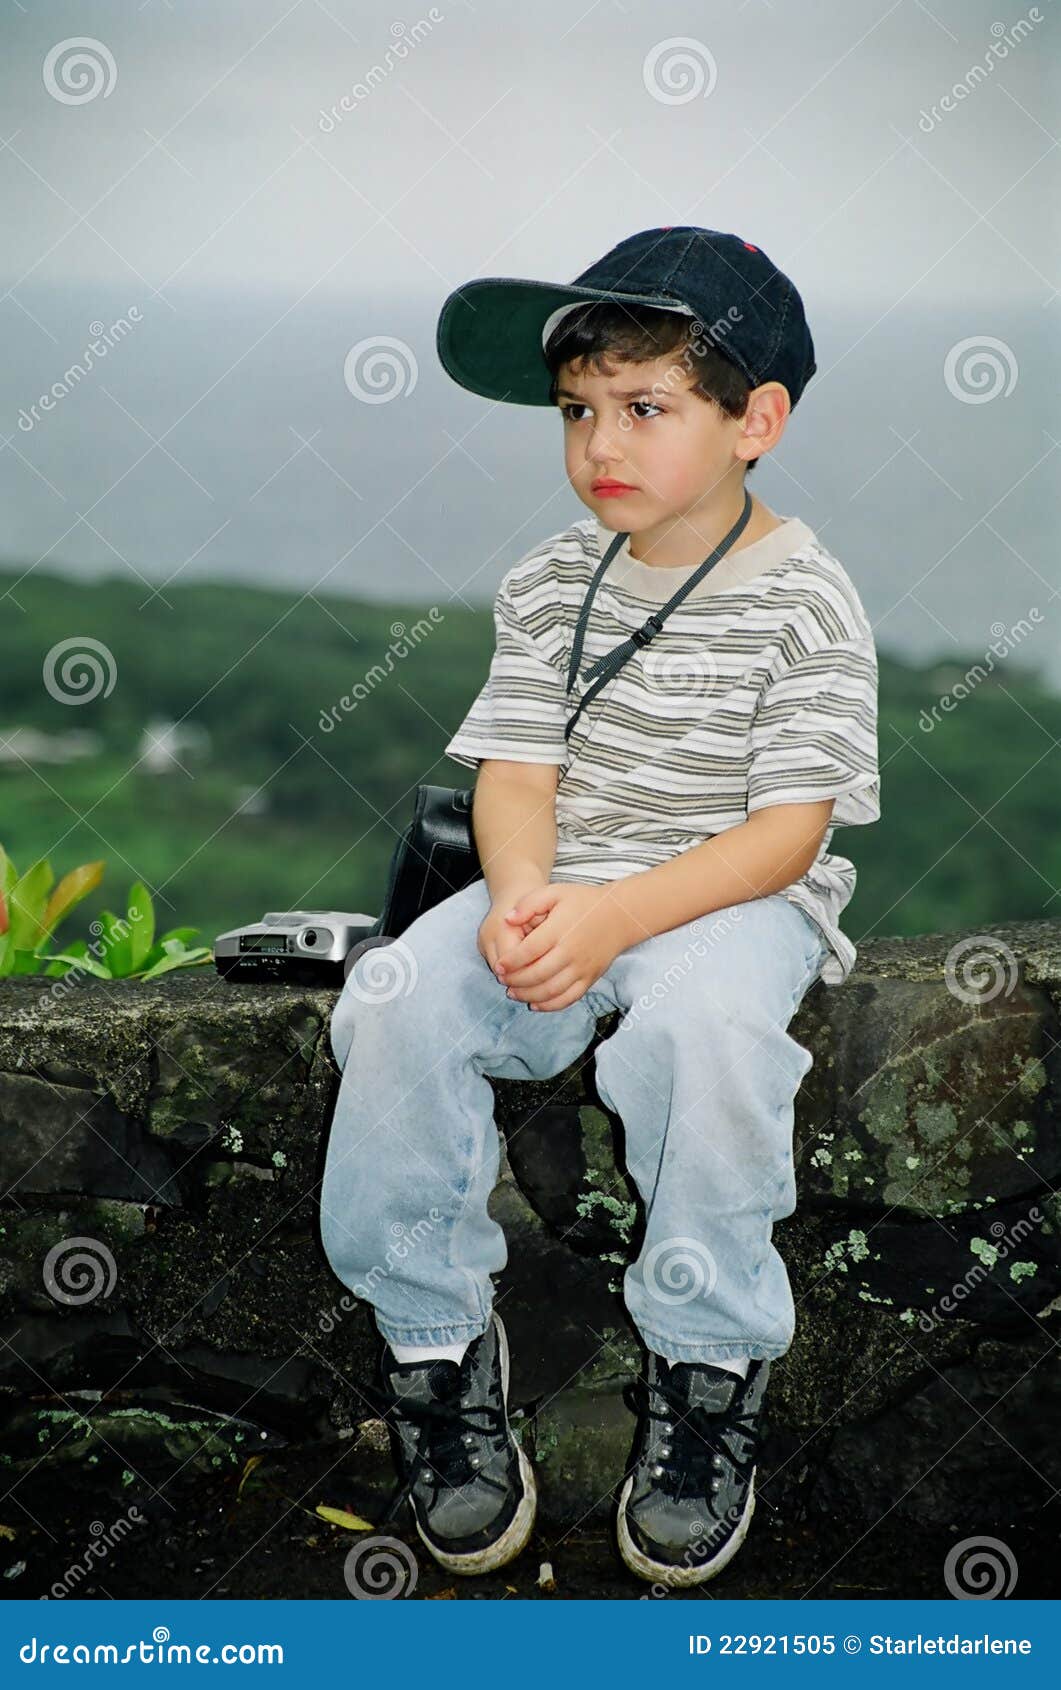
[737,381,790,467]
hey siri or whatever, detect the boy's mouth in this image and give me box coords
[591,478,638,495]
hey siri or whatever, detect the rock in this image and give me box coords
[1,917,1059,1527]
[0,1072,176,1201]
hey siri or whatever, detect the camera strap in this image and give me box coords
[562,487,754,746]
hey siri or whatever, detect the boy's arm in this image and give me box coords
[472,759,559,906]
[597,622,880,945]
[602,800,836,949]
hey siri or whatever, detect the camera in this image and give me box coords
[214,910,379,984]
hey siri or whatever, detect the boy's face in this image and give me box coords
[555,352,754,529]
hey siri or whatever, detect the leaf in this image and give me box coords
[10,948,58,976]
[98,906,135,977]
[124,881,156,973]
[39,950,113,980]
[39,860,105,945]
[314,1504,375,1533]
[0,850,12,975]
[6,859,54,951]
[138,933,189,972]
[137,946,213,980]
[236,1455,264,1502]
[38,938,89,978]
[157,926,200,947]
[39,939,89,980]
[0,846,15,900]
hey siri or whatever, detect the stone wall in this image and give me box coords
[1,916,1059,1529]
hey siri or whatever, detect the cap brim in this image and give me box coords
[436,276,695,406]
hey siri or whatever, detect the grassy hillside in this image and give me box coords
[2,565,1058,957]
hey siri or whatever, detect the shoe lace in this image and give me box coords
[622,1374,759,1505]
[360,1372,507,1525]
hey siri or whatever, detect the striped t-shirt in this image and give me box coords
[444,512,879,986]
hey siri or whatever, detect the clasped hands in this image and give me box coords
[476,881,635,1013]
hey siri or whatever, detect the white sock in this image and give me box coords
[712,1354,750,1380]
[388,1338,470,1367]
[657,1349,750,1380]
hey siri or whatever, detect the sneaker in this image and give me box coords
[615,1350,770,1587]
[362,1310,537,1576]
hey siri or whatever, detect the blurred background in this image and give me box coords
[1,0,1058,958]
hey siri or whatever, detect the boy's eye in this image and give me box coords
[559,400,663,422]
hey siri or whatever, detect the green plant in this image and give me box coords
[42,882,213,980]
[1,846,104,978]
[0,848,212,980]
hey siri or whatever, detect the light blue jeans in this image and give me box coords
[319,876,829,1366]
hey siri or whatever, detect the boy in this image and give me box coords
[320,227,879,1588]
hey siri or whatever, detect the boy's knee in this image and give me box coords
[328,927,499,1068]
[618,915,799,1037]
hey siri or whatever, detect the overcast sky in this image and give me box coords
[1,0,1055,301]
[1,0,1058,681]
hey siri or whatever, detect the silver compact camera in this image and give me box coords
[214,909,379,984]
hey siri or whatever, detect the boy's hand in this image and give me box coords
[477,892,549,976]
[495,883,634,1012]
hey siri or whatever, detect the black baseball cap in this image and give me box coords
[436,224,816,410]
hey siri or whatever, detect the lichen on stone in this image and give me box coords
[575,1165,637,1249]
[820,1229,870,1276]
[1015,1056,1046,1101]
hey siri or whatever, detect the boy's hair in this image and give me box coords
[544,300,759,472]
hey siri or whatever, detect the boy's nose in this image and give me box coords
[587,430,623,461]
